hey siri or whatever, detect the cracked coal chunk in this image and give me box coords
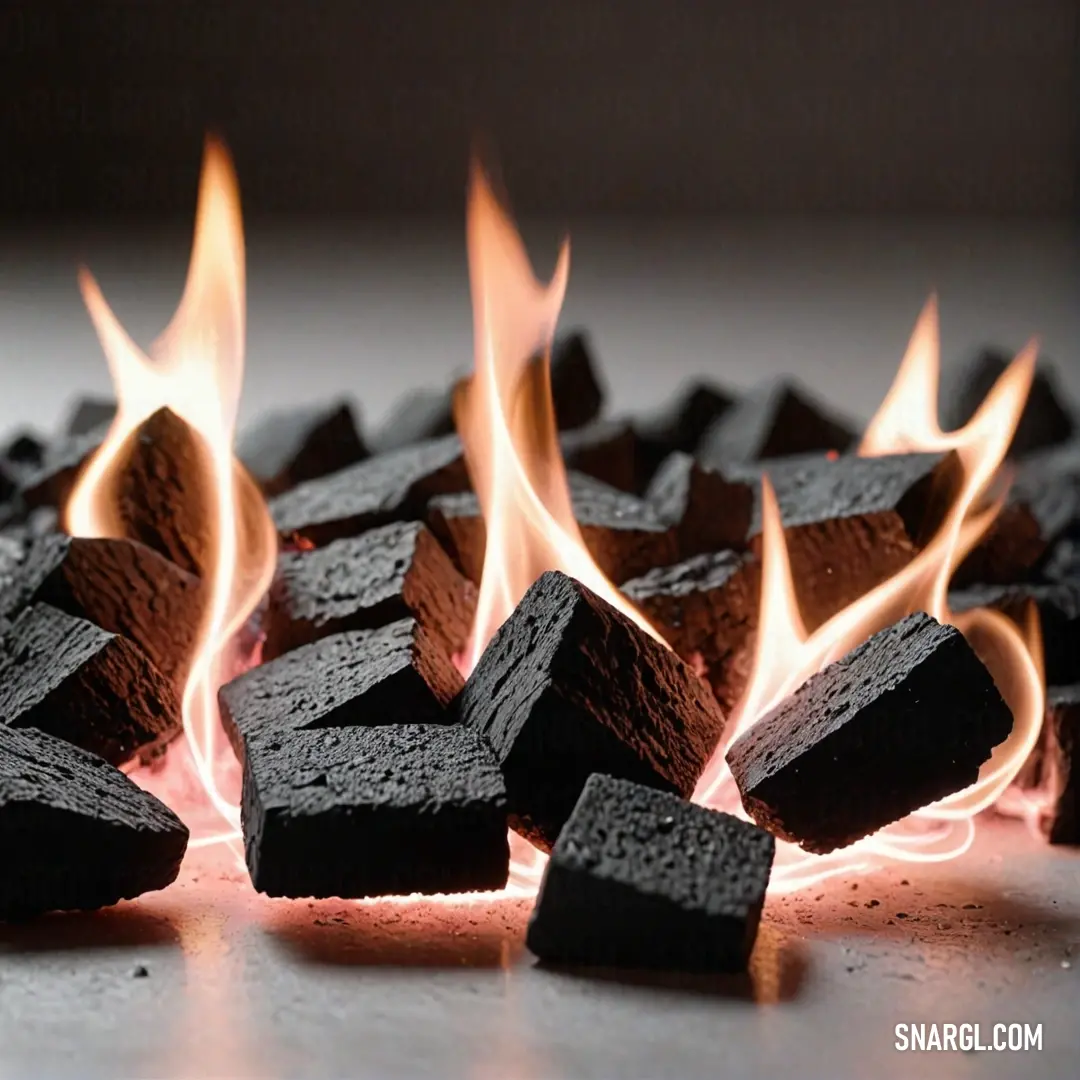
[1035,686,1080,845]
[735,450,960,630]
[949,580,1080,686]
[237,398,368,496]
[428,472,676,585]
[941,347,1076,458]
[269,434,469,546]
[242,723,509,898]
[262,520,475,663]
[526,773,774,972]
[0,534,205,692]
[220,618,462,762]
[726,612,1013,854]
[645,452,753,558]
[0,724,188,920]
[460,570,727,851]
[0,603,181,767]
[697,378,857,468]
[622,551,761,714]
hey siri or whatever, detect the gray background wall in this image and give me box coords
[1,0,1077,217]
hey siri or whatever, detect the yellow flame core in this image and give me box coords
[65,138,277,842]
[693,295,1044,891]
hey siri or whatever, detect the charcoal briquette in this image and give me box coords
[220,618,462,761]
[460,570,727,851]
[633,380,735,481]
[1036,685,1079,844]
[559,419,640,493]
[726,612,1013,853]
[0,724,188,920]
[0,603,181,766]
[242,723,508,898]
[262,520,475,663]
[62,396,117,437]
[17,423,109,510]
[526,773,774,972]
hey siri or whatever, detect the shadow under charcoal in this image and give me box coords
[0,901,181,954]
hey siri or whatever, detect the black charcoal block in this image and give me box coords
[237,399,368,496]
[0,603,181,766]
[220,618,462,761]
[560,420,639,493]
[367,388,458,455]
[1038,686,1080,844]
[526,773,774,972]
[634,380,734,476]
[0,724,189,920]
[242,723,509,898]
[941,348,1075,458]
[428,472,676,585]
[697,378,857,468]
[726,612,1013,854]
[547,330,606,431]
[17,423,109,510]
[1,432,45,502]
[949,580,1080,686]
[622,552,761,713]
[460,571,727,851]
[263,520,475,663]
[0,535,205,691]
[269,435,469,547]
[63,396,117,437]
[646,452,753,558]
[738,450,960,630]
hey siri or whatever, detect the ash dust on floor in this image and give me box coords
[0,817,1077,1080]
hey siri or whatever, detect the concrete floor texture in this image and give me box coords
[1,219,1079,1078]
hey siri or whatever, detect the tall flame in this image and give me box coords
[694,295,1045,891]
[65,137,277,841]
[456,162,662,670]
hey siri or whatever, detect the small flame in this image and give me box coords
[455,161,663,670]
[65,137,277,843]
[695,295,1044,891]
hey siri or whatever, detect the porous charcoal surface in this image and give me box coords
[0,724,188,919]
[460,570,727,850]
[242,723,508,898]
[527,773,774,971]
[726,612,1013,854]
[220,618,462,760]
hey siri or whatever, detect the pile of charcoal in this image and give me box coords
[1,335,1077,973]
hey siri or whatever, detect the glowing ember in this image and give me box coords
[694,296,1044,891]
[64,137,278,845]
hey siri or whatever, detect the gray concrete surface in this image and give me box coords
[1,220,1079,1078]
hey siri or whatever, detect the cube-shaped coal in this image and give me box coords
[526,773,775,972]
[560,420,640,493]
[460,571,727,851]
[269,434,469,546]
[697,378,857,468]
[622,551,761,714]
[242,723,509,898]
[633,380,734,480]
[237,398,368,496]
[428,472,676,585]
[726,612,1013,853]
[262,520,475,662]
[220,618,462,761]
[17,423,109,510]
[0,603,181,766]
[0,724,189,919]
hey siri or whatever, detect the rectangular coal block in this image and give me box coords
[1035,686,1079,844]
[941,347,1076,458]
[645,452,753,558]
[0,535,205,692]
[62,396,117,437]
[237,398,368,496]
[17,423,109,510]
[622,551,761,714]
[242,723,509,898]
[526,773,774,972]
[0,724,189,920]
[697,378,857,468]
[0,603,181,767]
[428,472,677,586]
[262,520,475,663]
[633,380,734,479]
[460,570,727,851]
[726,612,1013,854]
[735,450,961,630]
[269,434,469,547]
[220,618,462,761]
[949,580,1080,686]
[559,419,640,493]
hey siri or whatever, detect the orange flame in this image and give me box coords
[65,137,277,844]
[694,295,1044,891]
